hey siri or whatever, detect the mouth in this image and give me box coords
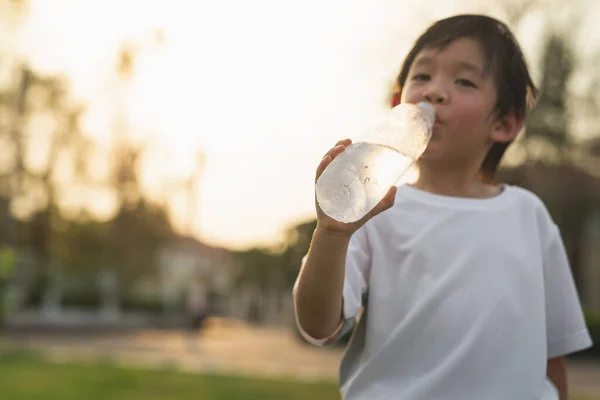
[431,119,443,138]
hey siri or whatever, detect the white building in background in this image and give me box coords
[157,237,296,327]
[157,236,239,315]
[6,234,296,328]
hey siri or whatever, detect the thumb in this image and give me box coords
[365,186,397,220]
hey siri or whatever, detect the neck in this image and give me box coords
[412,162,500,199]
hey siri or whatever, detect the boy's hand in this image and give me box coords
[315,138,397,238]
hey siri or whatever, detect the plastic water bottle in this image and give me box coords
[315,102,435,223]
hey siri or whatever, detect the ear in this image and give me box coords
[490,111,524,144]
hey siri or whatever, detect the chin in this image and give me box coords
[420,142,443,159]
[418,146,451,168]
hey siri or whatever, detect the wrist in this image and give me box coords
[314,225,353,242]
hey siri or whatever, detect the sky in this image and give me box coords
[8,0,600,250]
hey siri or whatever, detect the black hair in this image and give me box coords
[395,14,538,181]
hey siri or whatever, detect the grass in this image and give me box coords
[0,349,597,400]
[0,350,341,400]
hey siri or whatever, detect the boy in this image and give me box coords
[294,14,592,400]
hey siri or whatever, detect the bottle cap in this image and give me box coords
[416,102,435,128]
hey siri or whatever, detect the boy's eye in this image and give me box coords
[456,79,476,88]
[412,74,430,81]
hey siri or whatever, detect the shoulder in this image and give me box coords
[504,185,548,212]
[504,184,559,240]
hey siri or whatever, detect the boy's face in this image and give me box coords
[400,37,503,167]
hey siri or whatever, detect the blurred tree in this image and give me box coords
[586,137,600,160]
[231,247,286,324]
[0,65,92,273]
[0,21,178,308]
[52,214,111,273]
[281,219,317,288]
[233,218,318,295]
[0,245,16,329]
[110,198,176,283]
[103,44,177,284]
[523,33,574,161]
[0,0,27,28]
[234,248,286,293]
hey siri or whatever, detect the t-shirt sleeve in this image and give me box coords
[293,225,371,347]
[543,224,593,358]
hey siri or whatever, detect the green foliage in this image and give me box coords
[0,246,15,281]
[234,248,286,291]
[234,219,318,294]
[584,310,600,357]
[52,216,111,273]
[106,199,176,282]
[0,246,16,327]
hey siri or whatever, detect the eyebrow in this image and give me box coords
[455,61,484,76]
[413,56,484,76]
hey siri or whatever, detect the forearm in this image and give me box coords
[294,227,351,339]
[547,357,567,400]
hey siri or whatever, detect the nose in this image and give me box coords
[423,82,448,104]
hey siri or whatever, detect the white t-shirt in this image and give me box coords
[294,184,592,400]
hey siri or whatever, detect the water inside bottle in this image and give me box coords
[316,142,415,223]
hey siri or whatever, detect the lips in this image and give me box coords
[431,117,442,136]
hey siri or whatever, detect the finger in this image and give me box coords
[316,139,352,181]
[326,139,352,159]
[315,154,333,182]
[365,186,397,218]
[316,146,343,182]
[325,144,347,160]
[335,138,352,147]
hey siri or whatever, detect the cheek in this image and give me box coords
[448,99,489,139]
[399,82,420,104]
